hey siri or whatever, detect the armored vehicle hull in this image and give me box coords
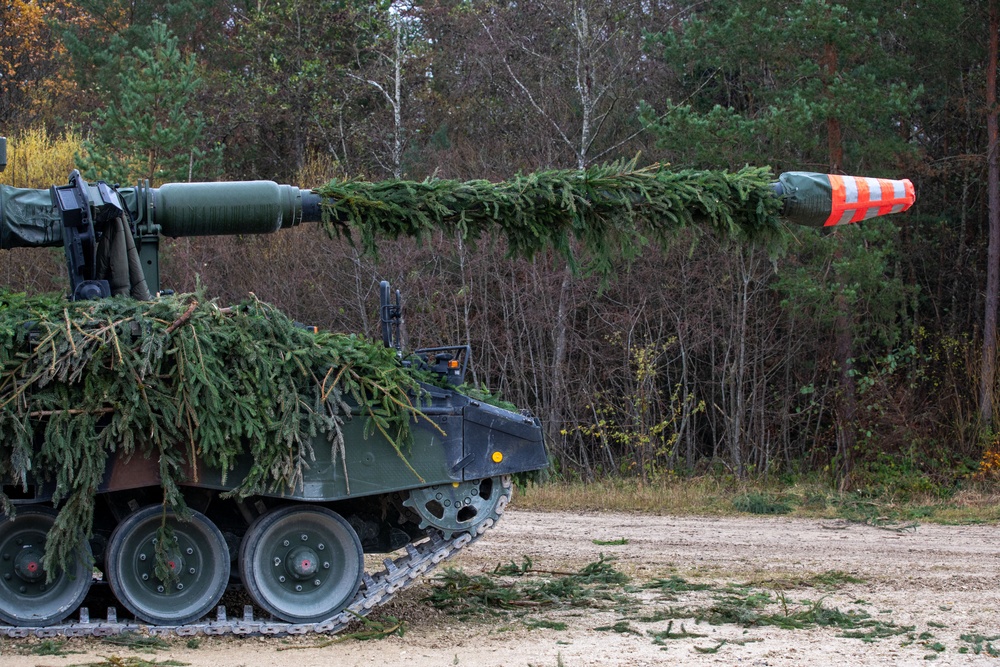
[0,280,547,636]
[0,369,546,635]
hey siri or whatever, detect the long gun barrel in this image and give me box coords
[0,137,915,300]
[0,171,916,247]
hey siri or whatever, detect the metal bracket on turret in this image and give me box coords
[50,171,134,300]
[128,180,161,293]
[51,171,111,300]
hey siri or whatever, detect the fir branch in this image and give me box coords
[315,161,785,274]
[0,290,426,573]
[165,300,198,334]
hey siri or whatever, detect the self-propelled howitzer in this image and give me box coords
[0,138,915,638]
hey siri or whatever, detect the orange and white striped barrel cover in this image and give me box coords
[776,172,915,228]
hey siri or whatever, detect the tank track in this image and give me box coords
[0,485,509,639]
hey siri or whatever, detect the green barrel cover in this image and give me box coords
[777,172,834,228]
[154,181,307,237]
[778,171,833,227]
[0,184,63,249]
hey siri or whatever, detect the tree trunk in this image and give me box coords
[549,267,573,452]
[823,37,857,486]
[833,291,857,488]
[823,42,843,172]
[980,0,1000,429]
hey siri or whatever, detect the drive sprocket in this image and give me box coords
[401,476,511,539]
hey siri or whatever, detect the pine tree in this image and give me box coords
[644,0,916,172]
[644,0,919,483]
[77,22,221,186]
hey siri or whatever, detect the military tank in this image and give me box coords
[0,161,549,637]
[0,137,914,637]
[0,280,547,636]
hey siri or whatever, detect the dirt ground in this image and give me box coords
[3,508,999,667]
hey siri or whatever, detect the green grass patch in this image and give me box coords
[732,492,792,515]
[30,639,76,656]
[279,613,406,649]
[595,620,641,635]
[808,570,865,588]
[698,592,912,641]
[101,633,170,652]
[693,641,727,654]
[744,570,864,591]
[644,575,715,597]
[592,538,629,546]
[426,555,629,620]
[427,552,923,650]
[634,609,676,623]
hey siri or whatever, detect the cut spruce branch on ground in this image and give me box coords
[0,290,427,573]
[424,558,930,652]
[316,160,786,276]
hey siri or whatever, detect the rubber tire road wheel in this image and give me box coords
[239,505,363,623]
[106,505,230,625]
[0,506,92,627]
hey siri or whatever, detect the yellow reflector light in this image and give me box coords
[448,359,460,369]
[491,451,503,463]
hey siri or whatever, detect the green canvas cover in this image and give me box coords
[777,172,834,228]
[0,184,63,249]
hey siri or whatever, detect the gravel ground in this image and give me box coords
[3,508,999,666]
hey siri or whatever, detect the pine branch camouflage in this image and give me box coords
[317,160,786,274]
[0,291,424,573]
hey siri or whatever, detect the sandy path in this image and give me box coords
[3,509,999,666]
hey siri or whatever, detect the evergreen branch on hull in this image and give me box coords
[0,291,423,573]
[316,160,786,273]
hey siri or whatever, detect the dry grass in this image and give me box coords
[515,477,736,515]
[931,486,1000,523]
[513,477,1000,525]
[295,151,345,186]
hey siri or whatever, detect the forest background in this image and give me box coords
[1,0,998,498]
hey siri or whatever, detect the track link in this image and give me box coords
[0,483,509,639]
